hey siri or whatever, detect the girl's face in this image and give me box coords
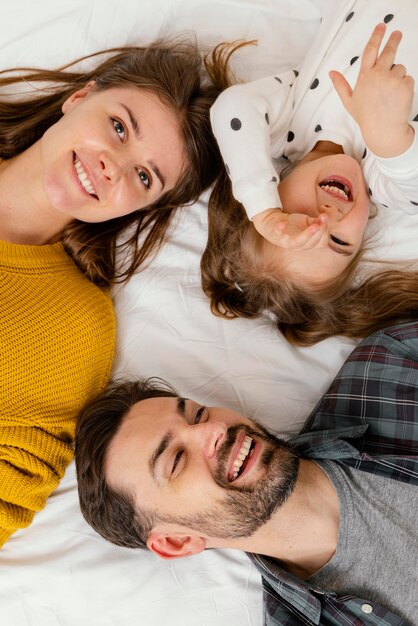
[267,152,371,286]
[38,83,187,223]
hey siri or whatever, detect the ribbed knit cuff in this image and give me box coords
[0,527,15,548]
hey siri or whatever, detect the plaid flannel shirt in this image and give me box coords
[250,322,418,626]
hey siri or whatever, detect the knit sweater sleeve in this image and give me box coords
[0,244,116,547]
[210,71,295,220]
[0,426,74,546]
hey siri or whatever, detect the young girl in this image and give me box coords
[203,0,418,345]
[0,40,229,547]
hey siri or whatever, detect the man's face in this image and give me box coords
[105,397,299,540]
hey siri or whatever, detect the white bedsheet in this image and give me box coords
[2,1,416,625]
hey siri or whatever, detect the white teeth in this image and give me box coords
[74,157,96,196]
[320,184,349,200]
[230,435,253,480]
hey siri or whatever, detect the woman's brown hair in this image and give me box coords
[202,169,418,346]
[0,39,235,286]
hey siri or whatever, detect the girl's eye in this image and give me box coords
[172,450,184,475]
[330,234,349,246]
[138,169,151,190]
[112,118,125,139]
[194,406,207,424]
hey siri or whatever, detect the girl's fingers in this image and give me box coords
[376,30,403,69]
[329,71,353,109]
[360,23,386,70]
[390,63,407,78]
[300,221,328,249]
[288,218,327,250]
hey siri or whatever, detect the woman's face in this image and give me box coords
[38,83,187,223]
[268,152,371,286]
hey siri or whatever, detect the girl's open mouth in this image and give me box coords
[319,176,353,202]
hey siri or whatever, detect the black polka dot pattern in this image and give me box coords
[310,78,319,90]
[346,11,354,21]
[315,124,322,132]
[384,14,394,23]
[274,76,282,84]
[271,176,277,183]
[287,131,295,142]
[413,114,418,122]
[411,201,418,206]
[362,148,367,159]
[368,187,373,197]
[265,113,269,125]
[293,70,299,77]
[381,204,388,208]
[230,118,242,131]
[350,56,359,65]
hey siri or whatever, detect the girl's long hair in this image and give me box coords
[0,40,235,286]
[202,170,418,345]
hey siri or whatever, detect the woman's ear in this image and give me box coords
[62,80,96,114]
[147,532,206,560]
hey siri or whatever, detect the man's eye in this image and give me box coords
[330,234,349,246]
[194,406,206,424]
[172,450,184,474]
[138,169,151,190]
[112,118,125,139]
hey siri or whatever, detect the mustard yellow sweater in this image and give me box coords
[0,239,115,547]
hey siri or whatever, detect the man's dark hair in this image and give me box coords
[75,378,177,548]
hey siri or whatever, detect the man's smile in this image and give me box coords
[225,430,260,483]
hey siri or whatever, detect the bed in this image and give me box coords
[1,1,416,625]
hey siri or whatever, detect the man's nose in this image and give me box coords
[187,420,227,459]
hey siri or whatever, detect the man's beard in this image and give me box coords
[162,421,300,539]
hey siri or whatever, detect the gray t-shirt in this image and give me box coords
[308,461,418,625]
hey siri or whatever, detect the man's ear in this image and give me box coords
[147,531,206,560]
[62,80,96,114]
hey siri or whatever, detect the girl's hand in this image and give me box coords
[252,208,328,249]
[330,23,415,158]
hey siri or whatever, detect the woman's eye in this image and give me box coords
[172,450,184,474]
[112,118,125,139]
[194,406,206,424]
[330,234,349,246]
[138,169,151,190]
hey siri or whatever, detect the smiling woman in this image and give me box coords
[203,5,418,344]
[40,84,186,224]
[0,39,232,285]
[0,39,233,547]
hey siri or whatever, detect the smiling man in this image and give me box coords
[76,322,418,626]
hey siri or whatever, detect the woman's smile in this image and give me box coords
[39,84,187,224]
[73,153,98,199]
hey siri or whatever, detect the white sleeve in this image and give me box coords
[365,123,418,215]
[210,72,295,220]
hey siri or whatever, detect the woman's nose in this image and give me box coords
[188,420,227,459]
[99,152,121,181]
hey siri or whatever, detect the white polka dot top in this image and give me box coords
[210,0,418,221]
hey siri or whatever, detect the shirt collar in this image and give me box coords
[289,424,368,458]
[249,552,336,625]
